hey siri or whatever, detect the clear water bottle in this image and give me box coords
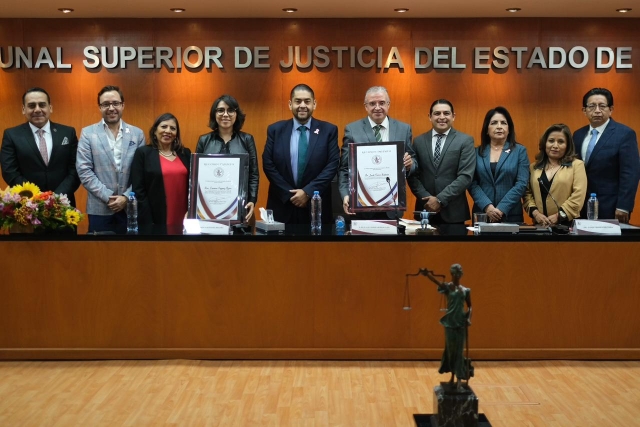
[587,193,598,220]
[335,215,345,235]
[310,190,322,235]
[127,192,138,234]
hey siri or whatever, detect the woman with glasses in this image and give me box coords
[523,123,587,227]
[468,106,530,223]
[196,95,259,221]
[131,112,191,228]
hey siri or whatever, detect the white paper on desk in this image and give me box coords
[573,219,621,235]
[183,219,230,235]
[351,220,397,235]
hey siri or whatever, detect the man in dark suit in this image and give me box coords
[1,87,80,206]
[262,84,340,224]
[573,88,640,223]
[408,99,475,225]
[338,86,417,218]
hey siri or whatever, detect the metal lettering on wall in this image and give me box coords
[0,45,633,71]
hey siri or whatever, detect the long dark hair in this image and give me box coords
[533,123,577,169]
[208,94,246,133]
[479,106,517,156]
[149,112,183,153]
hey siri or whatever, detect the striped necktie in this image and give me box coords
[373,125,383,142]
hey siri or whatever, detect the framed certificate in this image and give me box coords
[187,153,249,224]
[348,141,406,213]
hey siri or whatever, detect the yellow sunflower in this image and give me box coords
[65,210,81,226]
[11,182,41,199]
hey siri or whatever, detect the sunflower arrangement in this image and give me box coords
[0,182,84,230]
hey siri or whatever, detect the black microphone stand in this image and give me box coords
[537,178,569,234]
[387,176,405,235]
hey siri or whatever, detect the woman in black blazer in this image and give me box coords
[196,94,259,221]
[132,113,191,226]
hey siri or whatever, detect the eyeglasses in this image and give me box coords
[99,101,123,109]
[585,104,609,112]
[365,101,389,108]
[215,108,237,116]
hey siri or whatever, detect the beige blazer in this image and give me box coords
[523,159,587,220]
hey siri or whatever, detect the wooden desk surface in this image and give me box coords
[0,239,638,360]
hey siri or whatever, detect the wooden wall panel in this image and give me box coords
[1,18,640,233]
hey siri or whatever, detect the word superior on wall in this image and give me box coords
[0,45,633,71]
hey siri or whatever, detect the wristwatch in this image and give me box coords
[558,209,568,221]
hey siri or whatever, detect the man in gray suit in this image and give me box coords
[338,86,417,217]
[408,99,475,226]
[76,86,146,232]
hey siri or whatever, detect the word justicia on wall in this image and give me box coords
[0,45,633,71]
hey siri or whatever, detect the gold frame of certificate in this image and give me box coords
[187,153,249,224]
[348,141,406,213]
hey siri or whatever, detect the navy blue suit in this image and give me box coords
[574,119,640,219]
[468,143,530,222]
[262,118,340,224]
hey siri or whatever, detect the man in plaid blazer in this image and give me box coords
[76,86,146,232]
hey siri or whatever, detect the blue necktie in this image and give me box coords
[585,129,598,164]
[297,126,308,187]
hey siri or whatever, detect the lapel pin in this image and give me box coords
[314,129,319,134]
[125,127,130,134]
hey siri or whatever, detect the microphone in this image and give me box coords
[386,176,404,234]
[537,178,569,234]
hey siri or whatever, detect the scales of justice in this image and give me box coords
[404,264,491,427]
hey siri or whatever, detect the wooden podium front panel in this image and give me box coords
[0,240,637,360]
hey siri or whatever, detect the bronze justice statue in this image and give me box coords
[419,264,474,392]
[405,264,483,425]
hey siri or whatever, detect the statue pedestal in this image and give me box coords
[430,382,481,427]
[415,228,436,235]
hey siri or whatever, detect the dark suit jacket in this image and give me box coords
[408,128,476,223]
[1,122,80,206]
[468,143,530,222]
[131,145,192,225]
[574,119,640,218]
[338,117,416,219]
[262,118,340,224]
